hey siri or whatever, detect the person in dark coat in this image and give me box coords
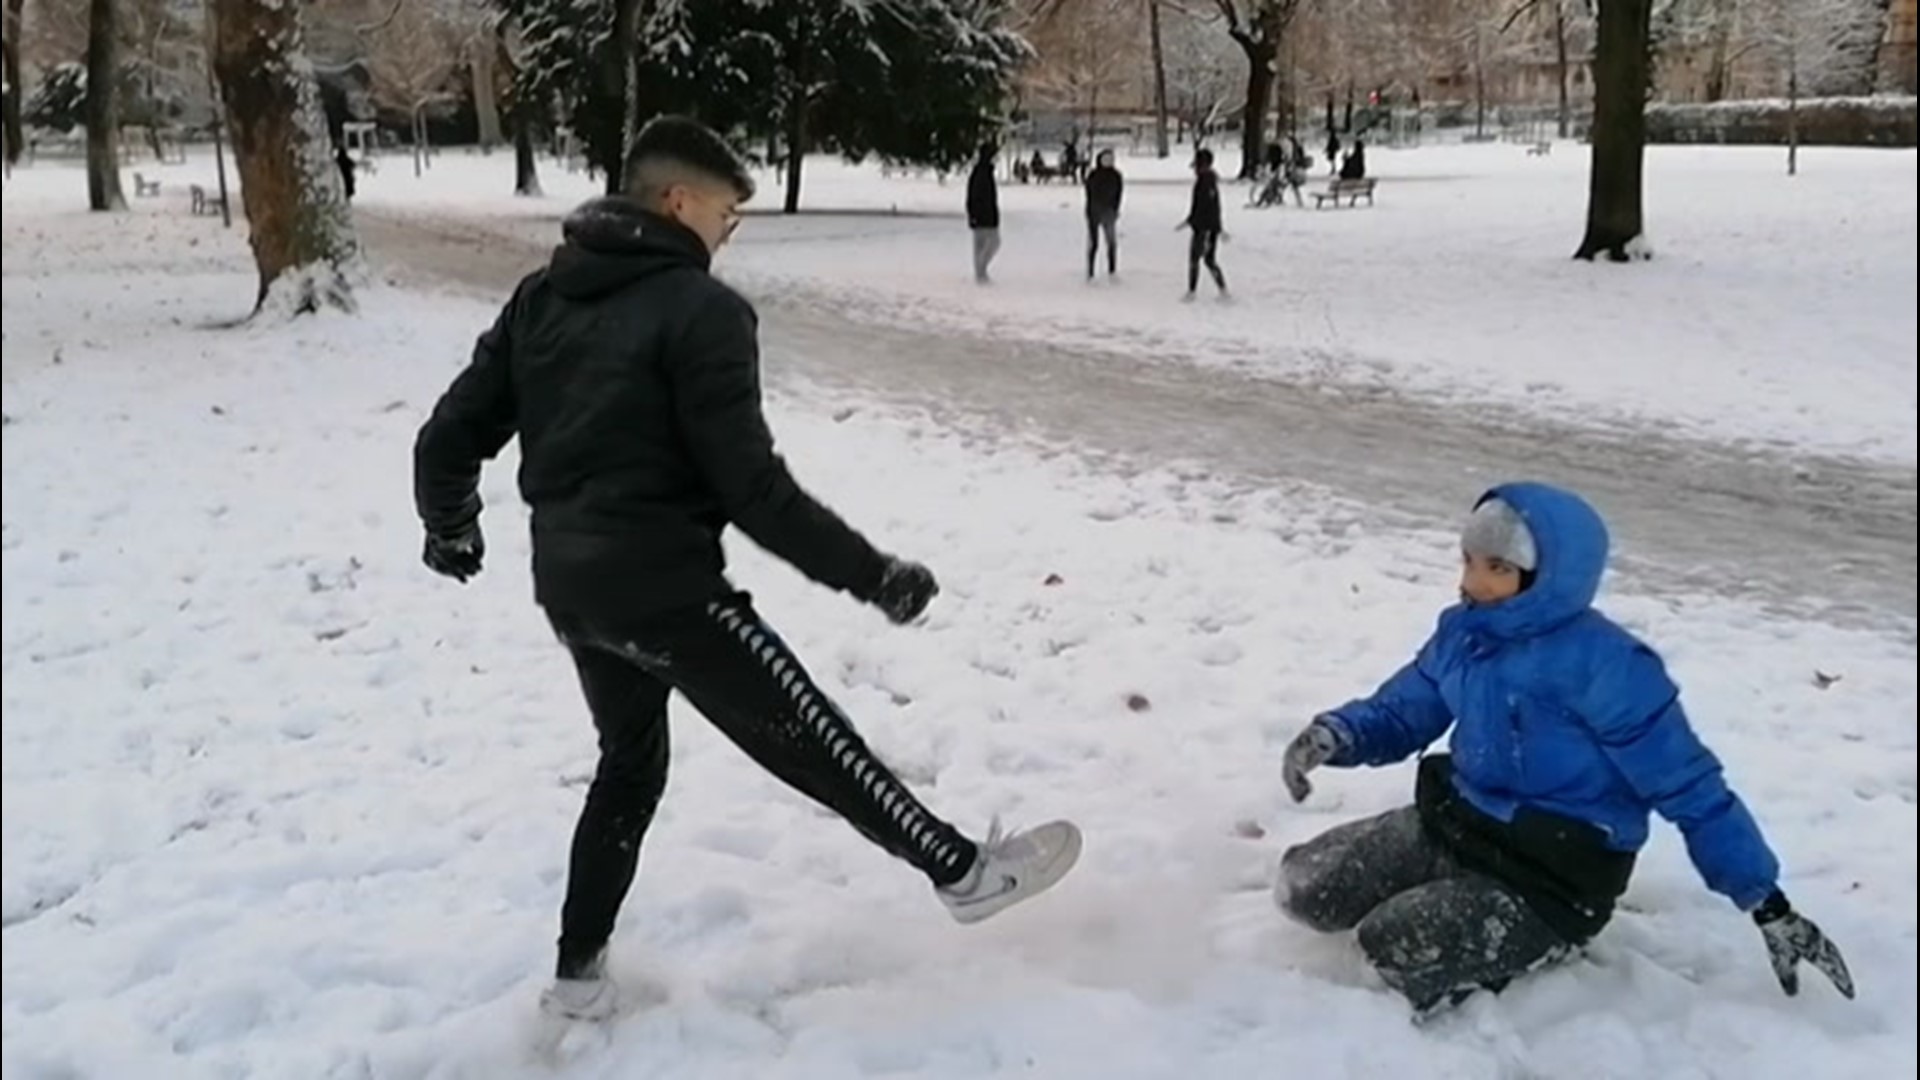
[413,116,1082,1023]
[1082,149,1123,279]
[1325,131,1342,176]
[1340,138,1368,181]
[1263,140,1286,179]
[1178,148,1227,300]
[1276,484,1854,1016]
[966,143,1001,283]
[335,143,357,202]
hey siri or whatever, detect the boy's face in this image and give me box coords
[1460,550,1525,606]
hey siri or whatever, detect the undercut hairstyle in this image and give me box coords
[623,115,756,207]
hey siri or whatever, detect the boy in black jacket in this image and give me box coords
[414,117,1082,1022]
[1084,149,1123,279]
[1179,148,1228,300]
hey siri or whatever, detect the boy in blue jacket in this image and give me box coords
[1277,483,1854,1014]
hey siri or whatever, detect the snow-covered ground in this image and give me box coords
[4,161,1916,1079]
[337,139,1920,466]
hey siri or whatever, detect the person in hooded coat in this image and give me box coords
[412,116,1082,1023]
[1275,483,1855,1015]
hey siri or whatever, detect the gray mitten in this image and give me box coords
[1754,890,1855,999]
[1283,718,1345,803]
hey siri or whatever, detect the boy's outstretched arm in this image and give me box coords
[1321,650,1454,767]
[414,287,522,581]
[1576,644,1779,908]
[1285,646,1452,803]
[1579,645,1855,1000]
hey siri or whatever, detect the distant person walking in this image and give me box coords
[1179,148,1228,301]
[967,143,1001,284]
[1083,149,1123,280]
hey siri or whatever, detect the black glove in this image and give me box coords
[1754,889,1855,999]
[423,519,484,583]
[869,557,937,624]
[1283,717,1345,803]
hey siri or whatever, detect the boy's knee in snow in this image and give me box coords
[1274,844,1351,932]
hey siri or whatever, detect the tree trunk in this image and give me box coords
[209,0,357,313]
[782,90,805,214]
[1474,60,1487,139]
[513,101,541,195]
[412,107,424,177]
[1149,0,1169,157]
[1235,42,1275,180]
[1704,0,1733,101]
[1574,0,1653,261]
[1554,3,1571,137]
[85,0,125,210]
[472,36,502,150]
[1787,59,1799,176]
[4,0,25,165]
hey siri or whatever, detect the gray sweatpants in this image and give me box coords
[971,227,1001,282]
[1276,806,1571,1012]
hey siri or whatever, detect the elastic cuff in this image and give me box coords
[1750,888,1790,924]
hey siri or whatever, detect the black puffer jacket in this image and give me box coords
[414,197,889,618]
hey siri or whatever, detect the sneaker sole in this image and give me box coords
[946,823,1083,925]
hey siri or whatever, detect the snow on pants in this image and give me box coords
[1276,806,1571,1011]
[545,595,978,975]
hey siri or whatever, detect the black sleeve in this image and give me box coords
[1116,173,1124,213]
[668,289,889,598]
[413,284,522,534]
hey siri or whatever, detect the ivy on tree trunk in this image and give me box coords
[1575,0,1653,262]
[210,0,359,313]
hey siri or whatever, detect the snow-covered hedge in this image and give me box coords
[1647,95,1917,146]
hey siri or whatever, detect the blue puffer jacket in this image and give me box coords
[1324,483,1780,910]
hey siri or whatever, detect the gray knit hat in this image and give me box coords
[1461,497,1538,572]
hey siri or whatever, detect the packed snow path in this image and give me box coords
[359,209,1917,637]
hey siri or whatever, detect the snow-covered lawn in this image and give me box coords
[3,162,1915,1079]
[355,139,1915,466]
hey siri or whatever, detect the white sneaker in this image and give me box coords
[539,949,619,1022]
[938,820,1083,925]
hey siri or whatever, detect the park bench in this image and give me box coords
[132,172,162,197]
[1526,141,1553,156]
[190,184,227,216]
[1313,176,1377,208]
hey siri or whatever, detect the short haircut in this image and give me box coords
[623,115,755,205]
[1194,148,1214,168]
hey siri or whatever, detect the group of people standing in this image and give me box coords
[965,142,1229,301]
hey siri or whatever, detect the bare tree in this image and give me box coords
[4,0,23,163]
[1500,0,1585,136]
[364,0,461,175]
[1742,0,1886,173]
[1162,5,1241,142]
[498,14,540,195]
[209,0,358,313]
[1024,0,1138,141]
[1149,0,1170,154]
[1210,0,1306,179]
[1575,0,1653,261]
[84,0,123,209]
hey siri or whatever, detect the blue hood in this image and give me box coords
[1461,483,1610,640]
